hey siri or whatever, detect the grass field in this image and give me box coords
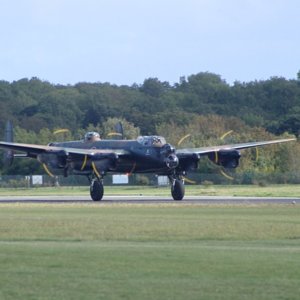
[0,203,299,299]
[0,184,300,197]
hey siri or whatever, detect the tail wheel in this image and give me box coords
[90,180,104,201]
[171,179,185,201]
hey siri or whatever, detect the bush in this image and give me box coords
[135,175,150,185]
[202,180,214,187]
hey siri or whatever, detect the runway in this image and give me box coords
[0,195,299,204]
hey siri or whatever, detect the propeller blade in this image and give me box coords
[53,129,70,135]
[107,132,123,137]
[219,130,235,180]
[177,134,191,146]
[42,163,55,177]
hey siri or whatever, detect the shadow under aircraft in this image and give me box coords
[0,121,296,201]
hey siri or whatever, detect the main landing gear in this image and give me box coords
[88,174,185,202]
[90,178,104,201]
[169,176,185,201]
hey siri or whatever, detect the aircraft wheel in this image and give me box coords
[90,180,104,201]
[171,179,185,201]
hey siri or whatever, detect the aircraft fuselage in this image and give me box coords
[48,137,173,176]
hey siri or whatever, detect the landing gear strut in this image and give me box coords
[90,178,104,201]
[170,176,185,201]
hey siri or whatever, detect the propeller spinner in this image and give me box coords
[161,143,179,169]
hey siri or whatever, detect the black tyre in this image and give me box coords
[90,180,104,201]
[171,179,185,200]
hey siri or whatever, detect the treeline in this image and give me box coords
[0,72,299,180]
[0,72,300,136]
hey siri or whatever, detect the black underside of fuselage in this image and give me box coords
[48,139,171,176]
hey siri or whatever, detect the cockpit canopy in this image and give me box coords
[84,131,101,142]
[137,136,166,147]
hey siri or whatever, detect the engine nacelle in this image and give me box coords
[92,153,118,171]
[160,143,179,169]
[165,153,179,169]
[177,153,200,172]
[209,149,241,169]
[37,150,68,169]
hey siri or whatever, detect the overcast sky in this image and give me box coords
[0,0,299,85]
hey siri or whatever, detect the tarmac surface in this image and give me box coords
[0,195,299,204]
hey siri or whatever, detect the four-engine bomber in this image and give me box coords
[0,122,296,201]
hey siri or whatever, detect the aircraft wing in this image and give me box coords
[0,141,129,158]
[176,138,296,156]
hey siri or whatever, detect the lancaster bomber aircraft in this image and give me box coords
[0,121,296,201]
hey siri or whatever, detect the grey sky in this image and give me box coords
[0,0,299,85]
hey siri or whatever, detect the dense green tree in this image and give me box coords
[140,78,170,97]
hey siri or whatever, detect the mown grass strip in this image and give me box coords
[0,184,300,197]
[0,204,299,300]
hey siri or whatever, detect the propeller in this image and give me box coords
[217,130,259,181]
[160,143,179,169]
[165,153,179,169]
[175,130,258,184]
[176,134,197,184]
[40,128,71,177]
[218,130,235,180]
